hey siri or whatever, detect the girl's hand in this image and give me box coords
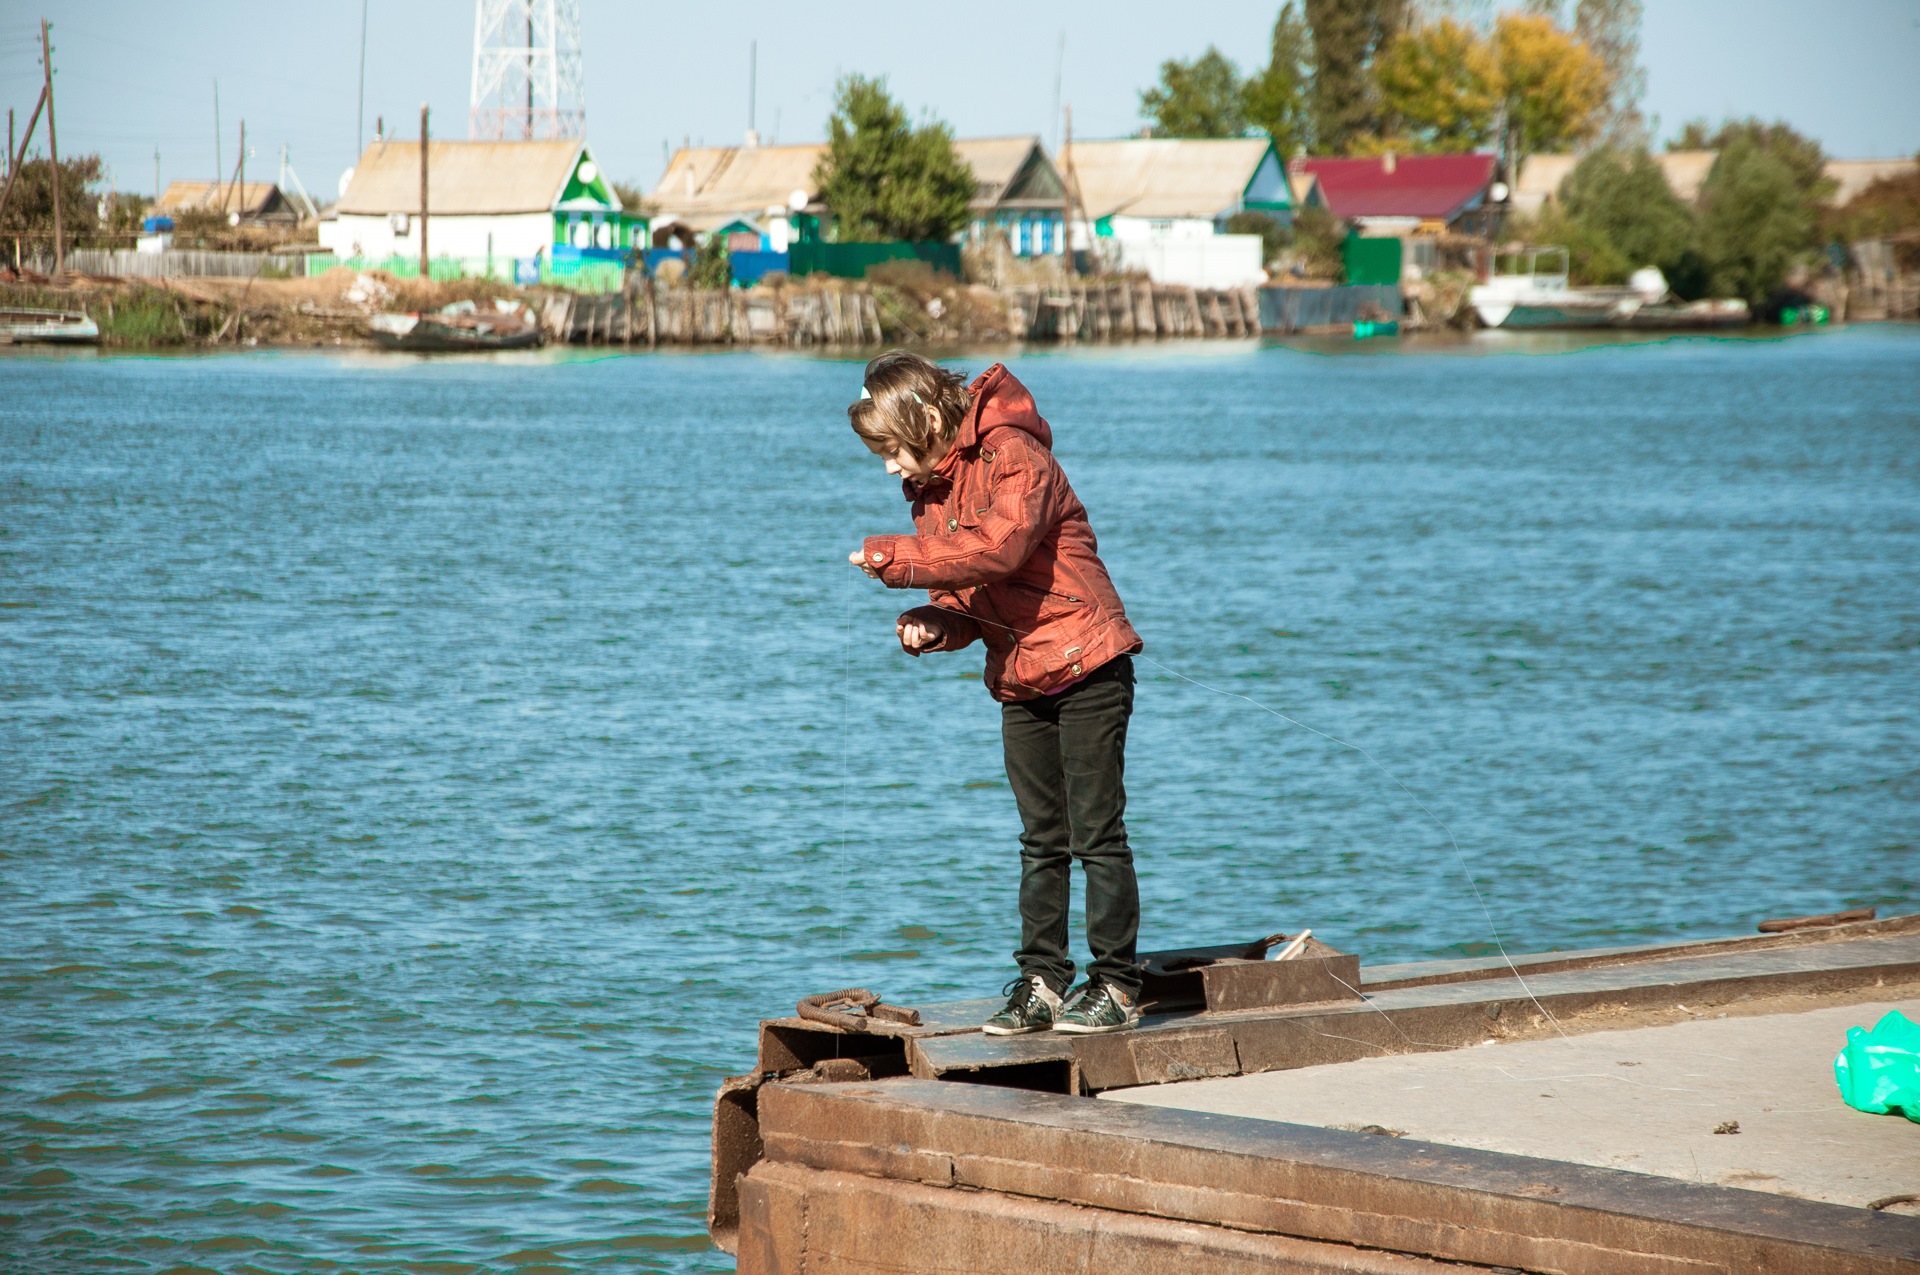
[897,616,944,655]
[849,548,882,579]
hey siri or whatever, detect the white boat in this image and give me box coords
[1470,248,1655,329]
[0,307,100,344]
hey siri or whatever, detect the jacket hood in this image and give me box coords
[959,363,1051,452]
[908,365,1050,499]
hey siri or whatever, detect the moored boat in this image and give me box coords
[0,307,100,344]
[1470,247,1649,329]
[368,299,541,352]
[1612,297,1751,329]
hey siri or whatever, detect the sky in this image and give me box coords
[3,0,1916,203]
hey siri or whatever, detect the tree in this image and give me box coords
[1547,146,1702,290]
[1374,18,1501,152]
[0,153,106,254]
[1139,47,1247,138]
[1680,118,1832,201]
[1573,0,1645,141]
[1493,13,1609,163]
[1829,162,1920,243]
[1697,132,1821,303]
[1242,4,1315,156]
[1304,0,1410,154]
[814,75,974,244]
[1225,209,1289,264]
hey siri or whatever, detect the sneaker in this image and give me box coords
[982,975,1063,1036]
[1052,980,1140,1034]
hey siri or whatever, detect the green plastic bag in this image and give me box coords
[1834,1009,1920,1122]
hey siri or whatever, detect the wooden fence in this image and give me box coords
[25,249,307,279]
[1000,282,1263,341]
[542,278,1262,347]
[541,280,884,347]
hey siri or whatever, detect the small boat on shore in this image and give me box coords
[368,299,541,352]
[1471,250,1749,331]
[0,307,100,344]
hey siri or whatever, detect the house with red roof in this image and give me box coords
[1290,152,1497,236]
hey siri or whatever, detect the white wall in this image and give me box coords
[1113,234,1266,288]
[1101,215,1218,244]
[319,211,553,262]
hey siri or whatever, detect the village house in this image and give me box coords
[1825,157,1920,206]
[1290,152,1497,283]
[1292,152,1496,236]
[645,135,1068,259]
[1509,150,1719,216]
[1058,136,1290,288]
[152,180,302,227]
[317,138,634,284]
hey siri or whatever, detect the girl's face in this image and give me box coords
[861,407,952,483]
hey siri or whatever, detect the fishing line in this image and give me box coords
[837,565,856,956]
[908,599,1575,1045]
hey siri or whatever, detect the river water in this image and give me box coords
[3,328,1917,1273]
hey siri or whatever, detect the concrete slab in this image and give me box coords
[1104,997,1920,1210]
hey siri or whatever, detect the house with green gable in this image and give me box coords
[1056,137,1291,287]
[317,138,643,289]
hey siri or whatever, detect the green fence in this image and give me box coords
[788,241,962,280]
[307,254,629,294]
[1341,235,1403,287]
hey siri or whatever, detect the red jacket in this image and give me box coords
[861,364,1142,702]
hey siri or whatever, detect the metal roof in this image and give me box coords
[1293,153,1494,220]
[1059,137,1277,220]
[335,139,595,216]
[952,137,1061,209]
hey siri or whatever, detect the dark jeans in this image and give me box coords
[1001,655,1140,996]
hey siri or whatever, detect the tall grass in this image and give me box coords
[1,283,199,347]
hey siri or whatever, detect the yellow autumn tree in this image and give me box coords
[1374,18,1502,153]
[1494,13,1610,162]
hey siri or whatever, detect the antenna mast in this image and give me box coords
[469,0,585,140]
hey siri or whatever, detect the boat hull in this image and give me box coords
[0,308,100,344]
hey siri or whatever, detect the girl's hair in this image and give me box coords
[848,350,971,461]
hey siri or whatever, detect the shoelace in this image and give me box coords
[1067,981,1119,1018]
[999,976,1037,1009]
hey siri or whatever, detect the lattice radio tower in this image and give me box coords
[469,0,586,140]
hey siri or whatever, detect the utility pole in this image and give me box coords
[418,103,429,278]
[154,148,160,203]
[237,118,245,214]
[6,109,12,183]
[356,0,368,156]
[748,39,756,137]
[0,79,47,233]
[1060,103,1073,275]
[43,17,61,274]
[213,78,220,204]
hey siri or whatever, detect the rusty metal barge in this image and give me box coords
[710,911,1920,1273]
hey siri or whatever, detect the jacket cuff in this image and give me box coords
[862,535,916,587]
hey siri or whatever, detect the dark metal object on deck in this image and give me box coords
[795,988,922,1032]
[1140,932,1363,1014]
[1758,907,1876,933]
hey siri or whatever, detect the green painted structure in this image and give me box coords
[788,241,963,280]
[1342,234,1403,287]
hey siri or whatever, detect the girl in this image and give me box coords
[848,351,1145,1034]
